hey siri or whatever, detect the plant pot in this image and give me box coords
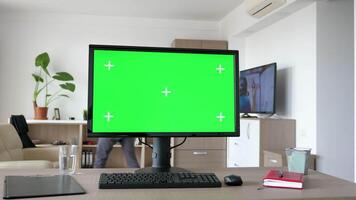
[34,107,48,120]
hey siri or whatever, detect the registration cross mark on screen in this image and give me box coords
[92,50,236,133]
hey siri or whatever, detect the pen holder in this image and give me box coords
[285,148,311,175]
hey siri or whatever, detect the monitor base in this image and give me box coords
[241,113,258,118]
[135,167,190,173]
[136,137,191,174]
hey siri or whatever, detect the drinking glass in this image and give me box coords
[285,148,311,175]
[59,145,78,175]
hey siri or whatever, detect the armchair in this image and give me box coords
[0,124,59,169]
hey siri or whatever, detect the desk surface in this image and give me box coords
[1,168,356,200]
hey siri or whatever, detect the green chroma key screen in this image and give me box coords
[91,47,238,134]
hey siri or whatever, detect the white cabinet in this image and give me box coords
[228,120,260,167]
[227,118,296,168]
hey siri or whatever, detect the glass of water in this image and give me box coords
[59,145,78,175]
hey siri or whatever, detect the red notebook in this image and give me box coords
[263,170,304,189]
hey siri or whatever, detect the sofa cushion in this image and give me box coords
[0,160,53,169]
[23,146,59,162]
[0,151,12,161]
[0,124,23,160]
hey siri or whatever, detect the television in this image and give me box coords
[239,63,276,116]
[88,45,239,172]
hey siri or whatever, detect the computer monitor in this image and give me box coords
[239,63,276,117]
[88,45,239,172]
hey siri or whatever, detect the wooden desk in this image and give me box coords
[1,168,356,200]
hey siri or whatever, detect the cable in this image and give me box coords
[170,137,187,150]
[138,137,153,149]
[138,137,187,150]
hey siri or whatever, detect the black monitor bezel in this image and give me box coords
[239,63,277,115]
[88,44,239,137]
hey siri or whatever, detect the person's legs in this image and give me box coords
[94,138,115,168]
[119,138,140,168]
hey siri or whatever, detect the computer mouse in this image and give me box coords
[224,174,243,186]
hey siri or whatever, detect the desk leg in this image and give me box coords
[78,125,83,169]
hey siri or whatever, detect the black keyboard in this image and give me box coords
[99,172,222,189]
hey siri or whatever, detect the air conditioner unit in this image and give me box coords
[247,0,286,18]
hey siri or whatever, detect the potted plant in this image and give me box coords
[32,52,76,119]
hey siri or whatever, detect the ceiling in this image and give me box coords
[0,0,244,21]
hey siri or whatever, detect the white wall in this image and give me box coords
[228,36,246,69]
[0,12,220,121]
[243,3,317,152]
[316,0,354,182]
[233,0,355,182]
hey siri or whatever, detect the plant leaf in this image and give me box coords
[35,52,50,75]
[32,74,44,82]
[60,83,76,92]
[53,72,74,81]
[59,94,70,98]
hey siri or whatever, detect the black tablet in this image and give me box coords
[3,175,86,199]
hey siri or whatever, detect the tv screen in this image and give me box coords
[88,45,239,137]
[239,63,276,114]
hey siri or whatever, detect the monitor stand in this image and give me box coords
[135,137,190,173]
[241,113,258,118]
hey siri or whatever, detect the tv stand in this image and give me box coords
[135,137,190,173]
[241,113,258,118]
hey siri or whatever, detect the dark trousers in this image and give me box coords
[94,138,140,168]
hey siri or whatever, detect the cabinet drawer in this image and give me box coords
[174,137,226,150]
[174,150,226,169]
[227,120,260,167]
[263,150,283,167]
